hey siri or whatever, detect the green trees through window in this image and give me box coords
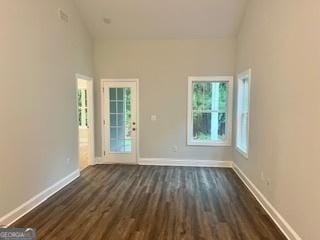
[192,82,228,141]
[78,89,89,128]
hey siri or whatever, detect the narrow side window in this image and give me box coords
[236,70,251,158]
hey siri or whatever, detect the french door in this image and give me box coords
[102,80,138,164]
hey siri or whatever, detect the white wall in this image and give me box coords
[94,39,236,161]
[0,0,93,218]
[235,1,320,239]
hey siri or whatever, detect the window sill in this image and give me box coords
[187,141,232,147]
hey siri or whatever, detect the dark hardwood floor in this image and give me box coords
[12,165,287,240]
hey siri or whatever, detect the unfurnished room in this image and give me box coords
[0,0,319,240]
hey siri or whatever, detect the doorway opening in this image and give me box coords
[77,75,95,171]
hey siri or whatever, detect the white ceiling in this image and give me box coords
[73,0,248,40]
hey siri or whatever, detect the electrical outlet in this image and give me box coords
[172,146,178,152]
[151,115,157,121]
[66,158,71,164]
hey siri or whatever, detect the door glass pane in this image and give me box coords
[117,88,124,100]
[117,101,124,113]
[117,126,125,139]
[108,87,132,153]
[125,140,131,152]
[110,114,117,126]
[110,127,117,139]
[110,88,116,100]
[117,114,124,126]
[110,101,117,113]
[111,139,124,152]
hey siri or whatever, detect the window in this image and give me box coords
[236,70,251,158]
[78,88,89,128]
[187,76,233,146]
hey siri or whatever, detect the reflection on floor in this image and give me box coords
[80,143,89,170]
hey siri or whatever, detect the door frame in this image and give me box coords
[76,74,95,167]
[101,78,140,164]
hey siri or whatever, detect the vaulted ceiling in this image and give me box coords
[73,0,248,40]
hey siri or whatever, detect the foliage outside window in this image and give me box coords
[188,77,233,146]
[78,89,89,128]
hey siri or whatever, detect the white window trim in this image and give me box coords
[236,69,252,158]
[187,76,233,147]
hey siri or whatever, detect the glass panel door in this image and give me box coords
[103,81,137,164]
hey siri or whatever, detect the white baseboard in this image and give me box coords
[139,158,233,168]
[232,164,302,240]
[95,157,232,168]
[0,169,80,227]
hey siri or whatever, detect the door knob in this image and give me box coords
[132,128,136,131]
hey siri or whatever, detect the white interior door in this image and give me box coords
[103,81,137,164]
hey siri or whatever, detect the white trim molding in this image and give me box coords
[232,164,302,240]
[0,170,80,227]
[139,158,233,168]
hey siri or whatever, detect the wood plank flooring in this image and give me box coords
[12,165,287,240]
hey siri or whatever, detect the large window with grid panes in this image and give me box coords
[187,76,233,146]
